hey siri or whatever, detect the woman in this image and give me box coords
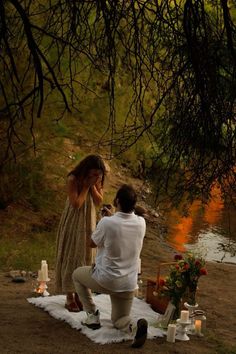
[55,154,106,311]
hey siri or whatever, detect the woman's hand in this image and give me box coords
[84,175,97,188]
[84,172,102,188]
[90,183,103,206]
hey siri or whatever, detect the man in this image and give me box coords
[72,184,147,348]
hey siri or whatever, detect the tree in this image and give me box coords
[0,0,235,204]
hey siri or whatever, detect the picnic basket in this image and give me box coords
[146,262,176,314]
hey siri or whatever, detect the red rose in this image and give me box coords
[159,278,166,287]
[175,264,180,270]
[184,263,190,270]
[200,268,207,275]
[195,260,201,266]
[174,254,183,261]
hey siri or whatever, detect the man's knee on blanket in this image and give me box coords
[113,316,131,333]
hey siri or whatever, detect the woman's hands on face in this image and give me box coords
[84,170,103,188]
[86,175,99,187]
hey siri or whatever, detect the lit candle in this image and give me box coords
[166,324,176,343]
[138,258,141,275]
[41,260,48,281]
[195,319,202,335]
[180,310,189,322]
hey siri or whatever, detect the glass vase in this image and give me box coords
[187,289,197,306]
[184,302,199,334]
[172,299,181,320]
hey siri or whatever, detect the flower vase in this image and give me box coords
[172,299,181,320]
[187,288,197,306]
[184,302,198,334]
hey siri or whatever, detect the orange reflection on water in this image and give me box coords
[168,201,200,252]
[168,186,224,252]
[173,216,193,252]
[203,185,223,225]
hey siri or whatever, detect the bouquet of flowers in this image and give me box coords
[159,253,207,312]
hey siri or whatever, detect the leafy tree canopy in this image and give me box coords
[0,0,235,205]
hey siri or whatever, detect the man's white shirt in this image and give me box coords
[91,211,146,292]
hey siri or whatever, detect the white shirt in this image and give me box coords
[91,211,146,292]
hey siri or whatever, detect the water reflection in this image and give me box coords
[203,186,224,225]
[165,186,236,263]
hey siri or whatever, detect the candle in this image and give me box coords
[38,269,43,281]
[41,260,48,281]
[180,310,189,322]
[138,258,141,275]
[195,319,202,335]
[166,324,176,343]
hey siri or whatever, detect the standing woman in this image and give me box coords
[55,154,106,311]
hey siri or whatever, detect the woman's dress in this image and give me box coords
[55,191,97,293]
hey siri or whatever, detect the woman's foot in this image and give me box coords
[65,293,80,312]
[74,292,83,310]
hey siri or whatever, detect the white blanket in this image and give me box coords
[27,294,164,344]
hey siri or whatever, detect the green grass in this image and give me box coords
[205,332,236,354]
[0,231,56,272]
[216,346,236,354]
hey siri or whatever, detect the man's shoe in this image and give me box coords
[131,318,148,348]
[82,309,101,330]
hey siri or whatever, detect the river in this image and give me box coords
[163,186,236,264]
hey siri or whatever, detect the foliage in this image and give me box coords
[159,253,207,307]
[0,231,56,271]
[54,122,72,138]
[0,151,56,211]
[0,0,236,206]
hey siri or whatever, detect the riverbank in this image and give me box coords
[1,217,236,354]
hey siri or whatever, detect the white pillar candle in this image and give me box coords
[138,258,141,275]
[38,269,43,281]
[41,260,48,281]
[166,324,176,343]
[180,310,189,322]
[195,319,202,334]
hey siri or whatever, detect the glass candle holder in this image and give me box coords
[194,313,206,335]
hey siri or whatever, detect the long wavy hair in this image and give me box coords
[68,154,106,187]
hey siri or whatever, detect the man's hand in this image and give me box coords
[101,204,113,217]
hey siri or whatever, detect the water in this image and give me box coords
[164,187,236,264]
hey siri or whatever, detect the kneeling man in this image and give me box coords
[72,184,147,348]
